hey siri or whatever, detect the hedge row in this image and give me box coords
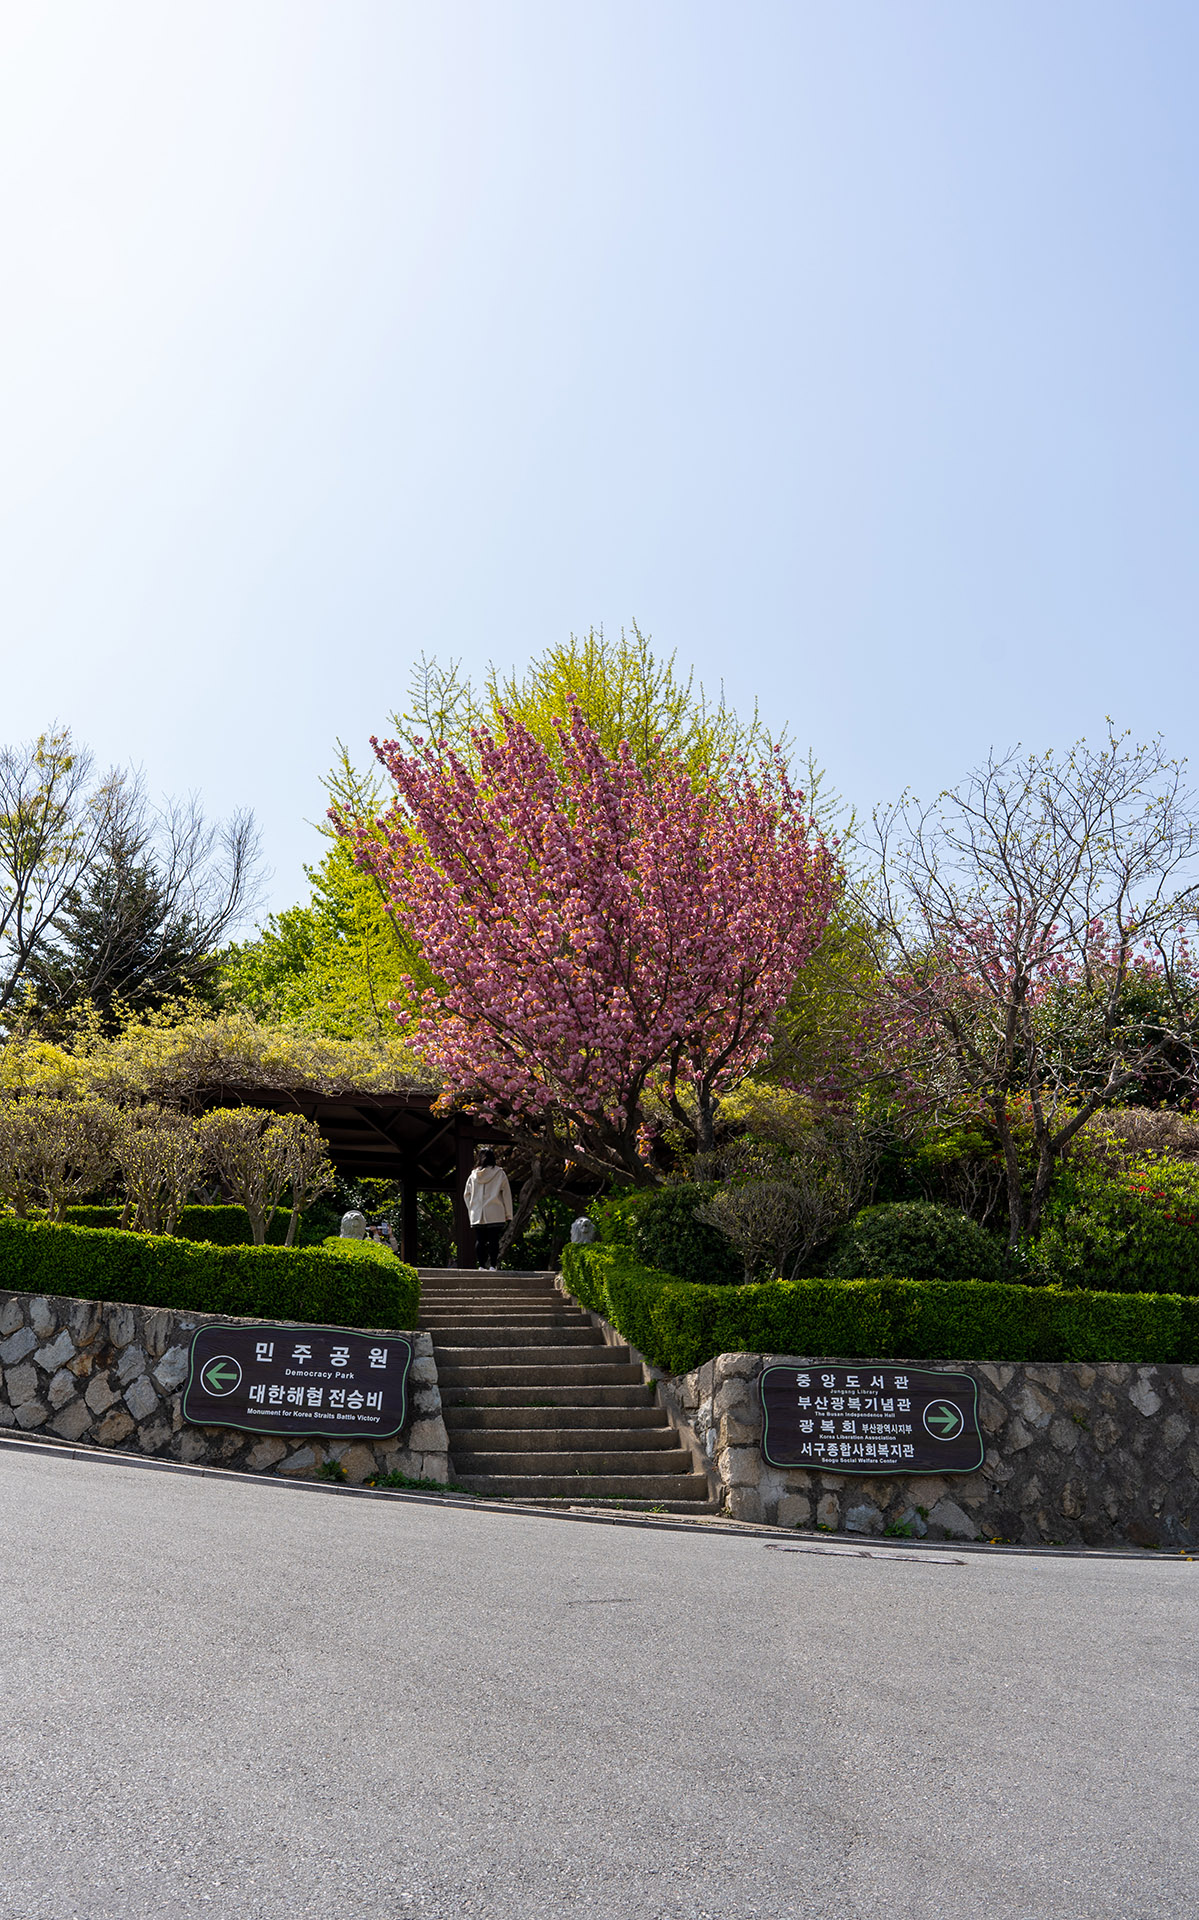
[62,1205,319,1247]
[0,1217,419,1330]
[561,1243,1199,1375]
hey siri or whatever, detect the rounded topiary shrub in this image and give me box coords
[634,1185,743,1285]
[824,1201,1006,1285]
[590,1184,742,1285]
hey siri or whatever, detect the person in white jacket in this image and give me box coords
[463,1148,513,1270]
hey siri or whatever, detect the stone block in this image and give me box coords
[107,1305,137,1349]
[902,1477,948,1508]
[407,1416,448,1452]
[15,1400,49,1428]
[1004,1417,1035,1453]
[336,1444,378,1486]
[0,1327,36,1366]
[50,1400,92,1442]
[278,1447,318,1476]
[1014,1384,1054,1429]
[720,1412,760,1448]
[413,1386,442,1416]
[845,1503,884,1535]
[123,1374,159,1422]
[116,1345,147,1386]
[179,1428,210,1463]
[1163,1413,1190,1451]
[1049,1418,1078,1454]
[409,1355,437,1386]
[35,1330,75,1374]
[85,1373,118,1415]
[776,1494,811,1529]
[6,1362,39,1406]
[1129,1373,1163,1418]
[976,1363,1014,1392]
[816,1493,840,1530]
[29,1297,56,1338]
[1092,1413,1121,1453]
[247,1437,288,1470]
[47,1368,76,1410]
[0,1401,13,1428]
[418,1454,449,1484]
[0,1299,24,1337]
[717,1446,761,1488]
[144,1311,177,1359]
[714,1377,753,1419]
[979,1393,1007,1435]
[928,1498,975,1540]
[153,1346,190,1391]
[138,1418,173,1453]
[716,1352,759,1380]
[898,1507,929,1537]
[67,1299,103,1344]
[96,1409,135,1446]
[727,1485,764,1522]
[381,1446,418,1478]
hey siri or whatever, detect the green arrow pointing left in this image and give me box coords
[202,1359,240,1394]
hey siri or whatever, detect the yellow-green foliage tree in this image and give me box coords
[220,837,430,1041]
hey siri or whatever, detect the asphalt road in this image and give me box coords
[1,1447,1196,1920]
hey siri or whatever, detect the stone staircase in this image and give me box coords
[419,1267,713,1507]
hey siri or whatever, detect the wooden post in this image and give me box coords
[400,1169,419,1267]
[453,1122,476,1269]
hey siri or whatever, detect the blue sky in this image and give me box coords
[2,1,1197,914]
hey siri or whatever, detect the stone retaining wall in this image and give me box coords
[672,1353,1199,1549]
[0,1289,449,1486]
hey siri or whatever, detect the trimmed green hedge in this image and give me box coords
[62,1205,328,1248]
[561,1243,1199,1375]
[0,1216,419,1329]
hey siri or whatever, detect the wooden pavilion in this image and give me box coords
[199,1087,506,1267]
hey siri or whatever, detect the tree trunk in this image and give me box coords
[499,1158,543,1259]
[993,1104,1027,1248]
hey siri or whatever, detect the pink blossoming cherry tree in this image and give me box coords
[344,707,839,1183]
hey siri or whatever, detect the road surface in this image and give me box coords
[1,1445,1195,1919]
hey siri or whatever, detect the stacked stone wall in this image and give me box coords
[671,1353,1199,1549]
[0,1288,449,1487]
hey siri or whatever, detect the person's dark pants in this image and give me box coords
[474,1223,503,1267]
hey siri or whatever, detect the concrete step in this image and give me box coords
[418,1269,557,1280]
[436,1362,645,1388]
[453,1471,713,1501]
[425,1326,605,1349]
[438,1383,657,1409]
[452,1447,695,1475]
[432,1343,632,1368]
[444,1405,670,1431]
[442,1424,685,1453]
[420,1281,560,1296]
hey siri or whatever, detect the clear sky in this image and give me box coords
[2,1,1197,914]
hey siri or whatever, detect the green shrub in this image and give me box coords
[0,1216,419,1328]
[823,1201,1006,1285]
[560,1243,1198,1375]
[62,1203,339,1249]
[589,1185,741,1285]
[1034,1156,1199,1295]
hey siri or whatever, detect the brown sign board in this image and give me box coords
[760,1364,984,1474]
[182,1324,413,1439]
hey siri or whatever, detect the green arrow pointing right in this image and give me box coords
[927,1404,961,1435]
